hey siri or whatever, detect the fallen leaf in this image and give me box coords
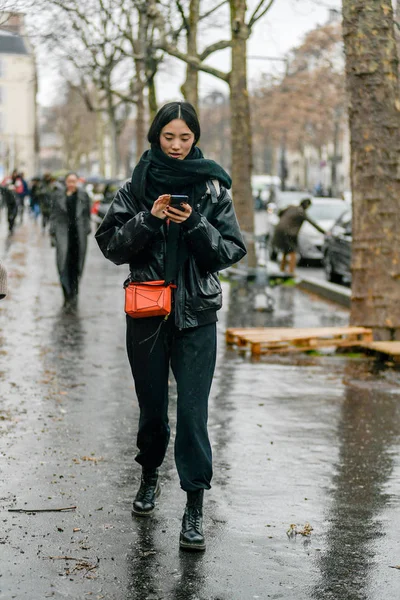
[81,456,103,463]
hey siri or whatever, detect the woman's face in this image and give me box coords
[159,119,195,160]
[66,174,78,193]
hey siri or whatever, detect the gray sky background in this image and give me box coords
[37,0,342,107]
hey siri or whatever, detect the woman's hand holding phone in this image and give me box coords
[151,194,192,222]
[164,195,192,223]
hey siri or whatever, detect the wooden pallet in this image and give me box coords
[361,341,400,362]
[226,326,373,356]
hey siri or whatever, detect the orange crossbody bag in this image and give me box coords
[124,219,180,319]
[124,280,176,319]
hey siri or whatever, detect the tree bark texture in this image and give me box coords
[134,58,146,161]
[181,0,200,112]
[342,0,400,338]
[229,0,256,268]
[147,74,158,121]
[107,115,119,178]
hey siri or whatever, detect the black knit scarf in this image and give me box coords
[131,145,231,210]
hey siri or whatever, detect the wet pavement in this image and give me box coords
[1,216,400,600]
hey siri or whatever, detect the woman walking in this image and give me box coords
[96,101,246,551]
[50,172,91,310]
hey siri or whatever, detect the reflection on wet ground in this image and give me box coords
[312,377,398,600]
[1,219,400,599]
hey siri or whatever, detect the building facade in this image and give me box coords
[0,13,38,179]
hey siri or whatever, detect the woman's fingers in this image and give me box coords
[151,194,171,219]
[164,203,192,222]
[156,194,171,206]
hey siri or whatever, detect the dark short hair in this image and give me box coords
[65,171,79,181]
[300,198,312,209]
[147,101,200,146]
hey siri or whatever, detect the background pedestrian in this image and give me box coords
[272,197,325,274]
[1,183,18,233]
[29,176,41,220]
[37,173,55,230]
[96,100,246,552]
[50,171,91,311]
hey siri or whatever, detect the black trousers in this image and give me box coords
[61,235,80,302]
[126,315,216,492]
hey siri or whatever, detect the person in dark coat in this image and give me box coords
[1,184,18,233]
[38,173,56,229]
[50,172,91,310]
[272,198,325,274]
[29,177,41,220]
[96,101,246,552]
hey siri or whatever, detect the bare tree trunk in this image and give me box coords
[147,74,158,121]
[330,106,342,197]
[135,72,146,161]
[229,0,256,269]
[342,0,400,339]
[280,134,288,191]
[181,0,199,111]
[107,101,119,178]
[96,111,106,176]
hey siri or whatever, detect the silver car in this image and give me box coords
[297,198,350,262]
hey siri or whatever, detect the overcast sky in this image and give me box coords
[37,0,342,107]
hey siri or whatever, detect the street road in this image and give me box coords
[1,215,400,600]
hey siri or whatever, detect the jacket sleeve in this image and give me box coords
[83,192,92,235]
[182,187,247,274]
[95,181,163,265]
[306,215,325,234]
[49,190,59,239]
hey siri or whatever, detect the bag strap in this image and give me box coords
[206,179,220,204]
[164,221,180,285]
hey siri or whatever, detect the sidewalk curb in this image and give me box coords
[297,276,351,308]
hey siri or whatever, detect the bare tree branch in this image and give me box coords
[199,0,227,21]
[160,41,230,82]
[248,0,275,30]
[199,39,232,61]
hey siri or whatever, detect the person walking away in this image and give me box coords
[50,172,91,311]
[17,172,29,222]
[38,173,55,230]
[0,260,7,299]
[95,101,246,552]
[272,198,325,274]
[11,172,25,223]
[29,177,41,220]
[1,183,18,233]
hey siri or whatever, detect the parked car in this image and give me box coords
[322,208,352,284]
[297,198,350,262]
[91,178,127,225]
[252,175,280,210]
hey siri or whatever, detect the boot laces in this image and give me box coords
[187,507,202,532]
[137,479,157,503]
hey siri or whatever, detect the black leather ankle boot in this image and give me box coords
[132,468,160,517]
[179,489,205,551]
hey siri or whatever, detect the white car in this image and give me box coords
[297,198,350,262]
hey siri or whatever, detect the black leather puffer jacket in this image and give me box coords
[95,180,247,329]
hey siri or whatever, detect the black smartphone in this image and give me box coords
[169,195,189,211]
